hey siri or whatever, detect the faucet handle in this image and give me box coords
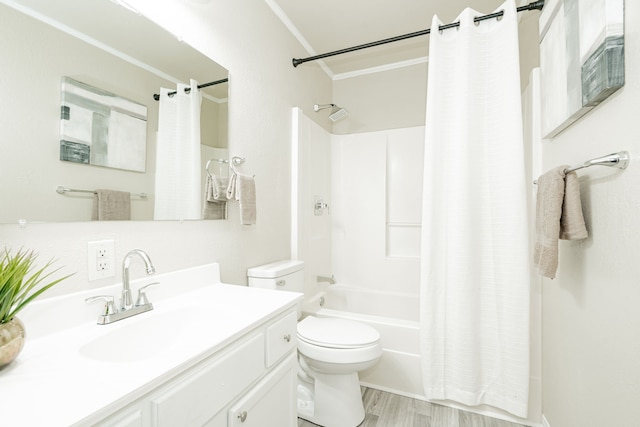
[136,282,159,306]
[85,295,117,315]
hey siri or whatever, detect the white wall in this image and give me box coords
[331,63,428,135]
[539,2,640,426]
[0,0,332,296]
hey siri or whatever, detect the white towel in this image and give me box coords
[226,172,256,225]
[533,166,588,278]
[92,189,130,221]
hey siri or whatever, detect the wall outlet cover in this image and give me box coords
[88,240,115,280]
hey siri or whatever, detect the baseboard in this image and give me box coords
[542,414,551,427]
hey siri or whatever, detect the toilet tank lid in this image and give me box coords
[247,260,304,278]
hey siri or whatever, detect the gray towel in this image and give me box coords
[226,172,256,225]
[206,174,229,202]
[202,199,226,220]
[92,189,131,221]
[533,166,588,278]
[203,175,227,219]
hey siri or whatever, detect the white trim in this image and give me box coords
[263,0,334,79]
[332,56,429,80]
[290,107,300,260]
[542,414,552,427]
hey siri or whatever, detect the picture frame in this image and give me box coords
[539,0,624,138]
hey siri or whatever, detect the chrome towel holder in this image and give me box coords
[56,186,147,198]
[205,156,245,178]
[563,151,630,174]
[534,151,630,184]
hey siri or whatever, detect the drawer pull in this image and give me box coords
[276,280,286,287]
[237,411,248,422]
[283,334,291,343]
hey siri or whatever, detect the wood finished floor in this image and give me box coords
[297,387,526,427]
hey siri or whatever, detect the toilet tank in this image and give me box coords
[247,260,304,293]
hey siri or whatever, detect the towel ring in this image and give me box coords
[230,156,246,174]
[206,158,229,178]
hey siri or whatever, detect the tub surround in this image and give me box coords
[0,263,302,426]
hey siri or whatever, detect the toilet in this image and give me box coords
[247,260,382,427]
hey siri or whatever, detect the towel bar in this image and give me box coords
[534,151,630,184]
[56,186,147,199]
[564,151,630,173]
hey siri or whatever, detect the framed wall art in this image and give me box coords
[539,0,624,138]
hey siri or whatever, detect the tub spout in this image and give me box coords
[317,275,336,285]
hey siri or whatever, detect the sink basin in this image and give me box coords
[79,307,208,363]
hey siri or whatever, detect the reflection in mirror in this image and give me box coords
[60,77,148,172]
[0,0,229,223]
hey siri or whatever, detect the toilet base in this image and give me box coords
[297,371,365,427]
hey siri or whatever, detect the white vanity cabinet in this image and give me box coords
[92,308,298,427]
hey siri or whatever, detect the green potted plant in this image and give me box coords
[0,248,73,369]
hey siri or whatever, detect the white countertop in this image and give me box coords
[0,263,302,427]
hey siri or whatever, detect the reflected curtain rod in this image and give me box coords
[292,0,545,67]
[153,78,229,101]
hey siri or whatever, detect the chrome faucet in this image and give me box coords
[121,249,156,310]
[85,249,158,325]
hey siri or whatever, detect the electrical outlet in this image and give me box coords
[97,258,109,271]
[88,240,115,280]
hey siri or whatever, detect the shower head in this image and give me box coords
[314,103,349,122]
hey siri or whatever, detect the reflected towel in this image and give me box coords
[534,166,588,278]
[202,199,226,220]
[206,174,229,202]
[92,189,131,221]
[203,174,228,219]
[226,172,256,225]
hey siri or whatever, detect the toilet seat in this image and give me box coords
[297,316,380,349]
[296,316,382,365]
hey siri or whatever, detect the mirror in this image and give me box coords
[0,0,229,223]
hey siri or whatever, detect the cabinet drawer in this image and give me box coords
[265,311,297,367]
[150,333,264,427]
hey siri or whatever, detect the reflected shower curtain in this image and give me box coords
[419,0,530,418]
[154,79,202,220]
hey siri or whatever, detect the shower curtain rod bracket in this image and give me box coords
[153,78,229,101]
[292,0,544,67]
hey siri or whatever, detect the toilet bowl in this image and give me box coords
[297,316,382,427]
[247,260,382,427]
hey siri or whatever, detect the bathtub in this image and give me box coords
[302,285,425,400]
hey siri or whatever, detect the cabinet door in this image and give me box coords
[228,353,297,427]
[151,334,264,427]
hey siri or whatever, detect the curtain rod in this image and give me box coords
[292,0,545,68]
[153,78,229,101]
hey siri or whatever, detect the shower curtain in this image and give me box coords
[154,79,202,220]
[419,0,530,418]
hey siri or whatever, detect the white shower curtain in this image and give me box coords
[419,0,530,418]
[154,79,202,220]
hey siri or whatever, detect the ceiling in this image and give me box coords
[268,0,529,77]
